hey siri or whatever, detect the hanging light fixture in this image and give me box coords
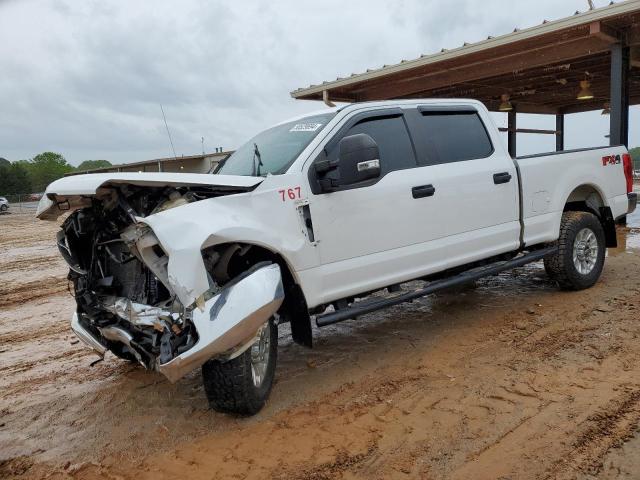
[601,102,611,115]
[499,94,513,112]
[577,80,594,100]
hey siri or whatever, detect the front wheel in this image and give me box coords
[0,205,7,212]
[544,211,606,290]
[201,318,278,415]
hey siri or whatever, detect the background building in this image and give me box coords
[66,151,231,176]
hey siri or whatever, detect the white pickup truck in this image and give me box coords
[37,99,636,415]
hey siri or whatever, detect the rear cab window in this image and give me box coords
[408,107,494,166]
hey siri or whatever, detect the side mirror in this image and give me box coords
[314,133,380,192]
[337,133,381,185]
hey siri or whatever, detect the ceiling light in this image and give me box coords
[577,80,594,100]
[499,94,513,112]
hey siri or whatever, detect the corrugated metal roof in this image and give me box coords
[291,0,640,100]
[69,152,231,175]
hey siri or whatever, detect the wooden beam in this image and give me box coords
[358,37,609,101]
[485,102,559,115]
[549,92,640,114]
[589,21,620,44]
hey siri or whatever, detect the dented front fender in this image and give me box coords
[158,263,284,382]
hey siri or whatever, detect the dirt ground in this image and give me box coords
[2,210,640,480]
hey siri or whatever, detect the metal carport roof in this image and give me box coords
[291,1,640,116]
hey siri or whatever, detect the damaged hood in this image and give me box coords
[37,172,263,220]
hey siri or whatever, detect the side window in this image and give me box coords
[327,115,417,176]
[414,112,493,165]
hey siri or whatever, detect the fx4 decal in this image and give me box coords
[602,154,622,166]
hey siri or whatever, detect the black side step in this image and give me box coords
[315,246,557,328]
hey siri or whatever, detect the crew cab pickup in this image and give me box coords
[37,99,637,415]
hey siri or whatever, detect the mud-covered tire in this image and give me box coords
[0,204,7,212]
[201,318,277,415]
[544,211,606,290]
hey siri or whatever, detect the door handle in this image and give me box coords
[493,172,512,184]
[412,184,436,199]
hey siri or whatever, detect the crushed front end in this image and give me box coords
[55,184,284,382]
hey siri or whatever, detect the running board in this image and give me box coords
[315,246,557,328]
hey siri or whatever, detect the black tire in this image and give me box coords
[543,211,606,290]
[0,205,7,212]
[201,318,277,415]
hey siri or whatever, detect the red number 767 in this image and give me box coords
[278,187,301,202]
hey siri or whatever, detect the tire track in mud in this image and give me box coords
[0,321,66,345]
[6,218,640,480]
[0,255,61,274]
[0,348,118,401]
[0,214,61,247]
[546,388,640,479]
[0,348,89,376]
[282,441,380,480]
[0,277,69,309]
[65,370,432,480]
[0,231,54,249]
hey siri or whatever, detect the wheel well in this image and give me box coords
[564,185,617,248]
[201,243,313,348]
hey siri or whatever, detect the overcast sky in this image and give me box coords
[0,0,637,165]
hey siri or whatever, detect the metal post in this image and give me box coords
[507,110,517,157]
[556,113,565,152]
[610,43,630,147]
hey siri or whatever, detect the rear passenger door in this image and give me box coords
[404,105,520,266]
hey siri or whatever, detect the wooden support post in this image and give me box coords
[556,113,564,152]
[631,46,640,68]
[507,110,517,158]
[610,43,630,147]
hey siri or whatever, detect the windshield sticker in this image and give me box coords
[290,123,323,132]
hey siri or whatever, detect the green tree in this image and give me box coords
[0,162,32,195]
[629,147,640,170]
[21,152,75,192]
[76,159,112,171]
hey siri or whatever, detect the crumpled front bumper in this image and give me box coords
[70,264,284,382]
[159,263,284,382]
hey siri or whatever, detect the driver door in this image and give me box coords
[306,109,430,304]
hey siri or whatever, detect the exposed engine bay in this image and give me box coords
[57,184,285,381]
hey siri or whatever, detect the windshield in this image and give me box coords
[216,113,336,176]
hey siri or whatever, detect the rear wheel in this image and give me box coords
[544,211,605,290]
[0,204,7,212]
[201,318,278,415]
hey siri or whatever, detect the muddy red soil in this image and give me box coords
[2,211,640,479]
